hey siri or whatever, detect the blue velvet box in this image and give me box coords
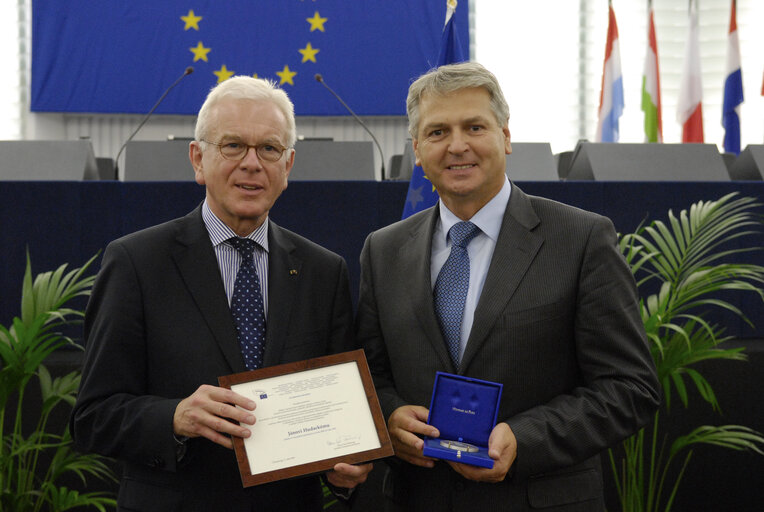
[423,372,503,468]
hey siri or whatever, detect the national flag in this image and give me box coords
[641,0,663,143]
[30,1,469,116]
[677,0,704,143]
[595,1,624,143]
[722,0,744,155]
[402,0,466,220]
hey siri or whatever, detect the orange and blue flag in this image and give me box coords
[722,0,744,155]
[595,1,624,143]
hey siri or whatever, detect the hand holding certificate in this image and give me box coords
[218,349,393,487]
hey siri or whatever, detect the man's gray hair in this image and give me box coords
[194,76,296,147]
[406,61,510,139]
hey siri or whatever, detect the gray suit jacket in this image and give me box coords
[71,205,354,511]
[356,184,660,511]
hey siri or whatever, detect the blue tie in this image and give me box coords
[229,237,266,370]
[433,221,481,370]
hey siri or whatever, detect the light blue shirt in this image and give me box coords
[201,201,269,317]
[431,177,512,362]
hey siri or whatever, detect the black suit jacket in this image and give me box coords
[71,206,354,511]
[356,184,660,511]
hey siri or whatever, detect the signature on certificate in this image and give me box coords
[327,434,362,449]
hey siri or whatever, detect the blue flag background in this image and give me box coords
[31,1,468,116]
[401,3,466,219]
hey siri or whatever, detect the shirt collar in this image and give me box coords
[437,176,511,243]
[202,200,269,252]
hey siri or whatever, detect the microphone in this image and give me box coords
[114,66,194,176]
[315,73,386,180]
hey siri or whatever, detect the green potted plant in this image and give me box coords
[0,253,117,511]
[609,193,764,511]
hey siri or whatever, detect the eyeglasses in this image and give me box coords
[201,139,290,162]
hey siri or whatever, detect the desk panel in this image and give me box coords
[1,181,762,338]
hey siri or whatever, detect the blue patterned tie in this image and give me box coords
[433,221,481,370]
[229,237,266,370]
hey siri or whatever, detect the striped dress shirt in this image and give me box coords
[201,201,269,317]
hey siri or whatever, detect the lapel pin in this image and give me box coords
[289,269,298,275]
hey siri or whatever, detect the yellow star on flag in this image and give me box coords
[306,11,327,32]
[276,65,297,86]
[189,42,211,62]
[298,43,320,63]
[214,65,234,83]
[181,10,202,31]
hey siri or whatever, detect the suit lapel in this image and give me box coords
[401,208,457,372]
[262,221,299,366]
[461,185,542,372]
[172,207,245,373]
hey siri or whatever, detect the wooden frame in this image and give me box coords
[218,349,393,487]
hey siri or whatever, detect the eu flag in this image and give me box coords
[31,1,469,116]
[401,0,466,219]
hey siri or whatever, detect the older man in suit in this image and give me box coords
[71,76,370,511]
[356,62,660,511]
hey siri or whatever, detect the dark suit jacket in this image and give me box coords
[356,184,660,511]
[71,206,354,512]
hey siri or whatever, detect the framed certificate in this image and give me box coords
[218,349,393,487]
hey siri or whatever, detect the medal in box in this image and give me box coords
[423,372,503,468]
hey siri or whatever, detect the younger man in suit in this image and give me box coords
[356,62,660,511]
[71,76,370,511]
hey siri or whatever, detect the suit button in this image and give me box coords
[149,456,164,468]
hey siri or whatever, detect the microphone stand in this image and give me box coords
[315,74,386,181]
[114,66,194,177]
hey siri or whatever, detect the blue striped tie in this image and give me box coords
[433,221,481,370]
[229,237,266,370]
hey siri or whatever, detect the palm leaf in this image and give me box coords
[42,484,116,512]
[1,252,116,509]
[610,193,764,511]
[671,425,764,457]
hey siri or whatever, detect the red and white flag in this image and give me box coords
[677,0,704,143]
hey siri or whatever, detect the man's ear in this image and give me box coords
[282,148,295,190]
[189,141,205,185]
[413,139,422,166]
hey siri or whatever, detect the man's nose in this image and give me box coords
[239,146,262,169]
[448,130,469,153]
